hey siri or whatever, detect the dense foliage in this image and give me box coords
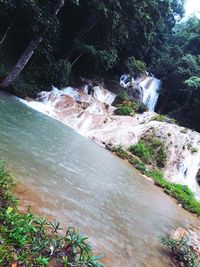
[1,0,200,131]
[161,236,198,267]
[0,0,184,94]
[0,162,104,267]
[152,16,200,131]
[129,133,167,168]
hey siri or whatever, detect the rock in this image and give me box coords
[24,83,200,199]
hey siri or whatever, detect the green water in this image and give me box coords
[0,92,199,267]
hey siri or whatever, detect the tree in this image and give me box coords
[184,76,200,103]
[0,0,65,89]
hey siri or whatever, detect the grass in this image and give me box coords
[128,134,167,168]
[110,146,200,216]
[0,161,104,267]
[152,114,176,124]
[114,105,132,116]
[187,143,198,154]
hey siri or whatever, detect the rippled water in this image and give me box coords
[0,92,199,267]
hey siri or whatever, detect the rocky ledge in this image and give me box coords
[20,81,200,199]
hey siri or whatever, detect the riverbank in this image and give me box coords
[0,161,104,267]
[107,145,200,216]
[19,82,200,209]
[1,91,200,267]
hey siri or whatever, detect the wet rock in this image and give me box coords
[126,84,143,102]
[197,169,200,185]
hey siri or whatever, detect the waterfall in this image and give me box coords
[19,85,116,116]
[175,137,200,198]
[140,77,161,111]
[93,86,116,105]
[120,74,161,111]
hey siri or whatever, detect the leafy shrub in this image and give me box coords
[161,236,198,267]
[129,135,167,168]
[125,56,146,76]
[117,90,129,102]
[0,162,104,267]
[114,105,132,116]
[98,48,118,70]
[144,169,164,180]
[0,161,16,210]
[44,59,72,87]
[129,142,152,164]
[184,76,200,90]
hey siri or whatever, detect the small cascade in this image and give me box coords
[93,86,116,105]
[140,77,161,111]
[20,84,116,122]
[120,74,161,111]
[175,137,200,198]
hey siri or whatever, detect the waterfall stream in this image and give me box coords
[120,74,161,111]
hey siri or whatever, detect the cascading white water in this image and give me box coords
[19,85,116,121]
[120,74,161,111]
[175,137,200,199]
[140,77,161,111]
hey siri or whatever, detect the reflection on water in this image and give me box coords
[0,92,199,267]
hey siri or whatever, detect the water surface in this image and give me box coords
[0,92,199,267]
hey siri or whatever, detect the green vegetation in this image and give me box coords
[129,142,152,164]
[116,90,129,102]
[0,0,184,97]
[152,114,176,124]
[187,143,198,154]
[125,57,146,76]
[191,147,198,154]
[114,105,132,116]
[152,172,200,215]
[152,16,200,132]
[111,146,130,160]
[110,145,200,216]
[129,134,167,168]
[114,90,147,116]
[161,236,198,267]
[1,1,200,132]
[0,161,104,267]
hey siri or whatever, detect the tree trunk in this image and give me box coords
[0,35,43,89]
[0,22,12,52]
[0,0,65,89]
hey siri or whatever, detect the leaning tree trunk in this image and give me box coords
[0,0,65,90]
[0,35,43,89]
[0,22,12,52]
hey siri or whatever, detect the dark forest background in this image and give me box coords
[0,0,200,131]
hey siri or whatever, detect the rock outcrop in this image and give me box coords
[20,82,200,199]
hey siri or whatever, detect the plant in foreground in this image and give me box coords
[0,161,104,267]
[161,236,198,267]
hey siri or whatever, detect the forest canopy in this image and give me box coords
[0,0,200,131]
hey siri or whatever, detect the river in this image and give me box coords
[0,92,199,267]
